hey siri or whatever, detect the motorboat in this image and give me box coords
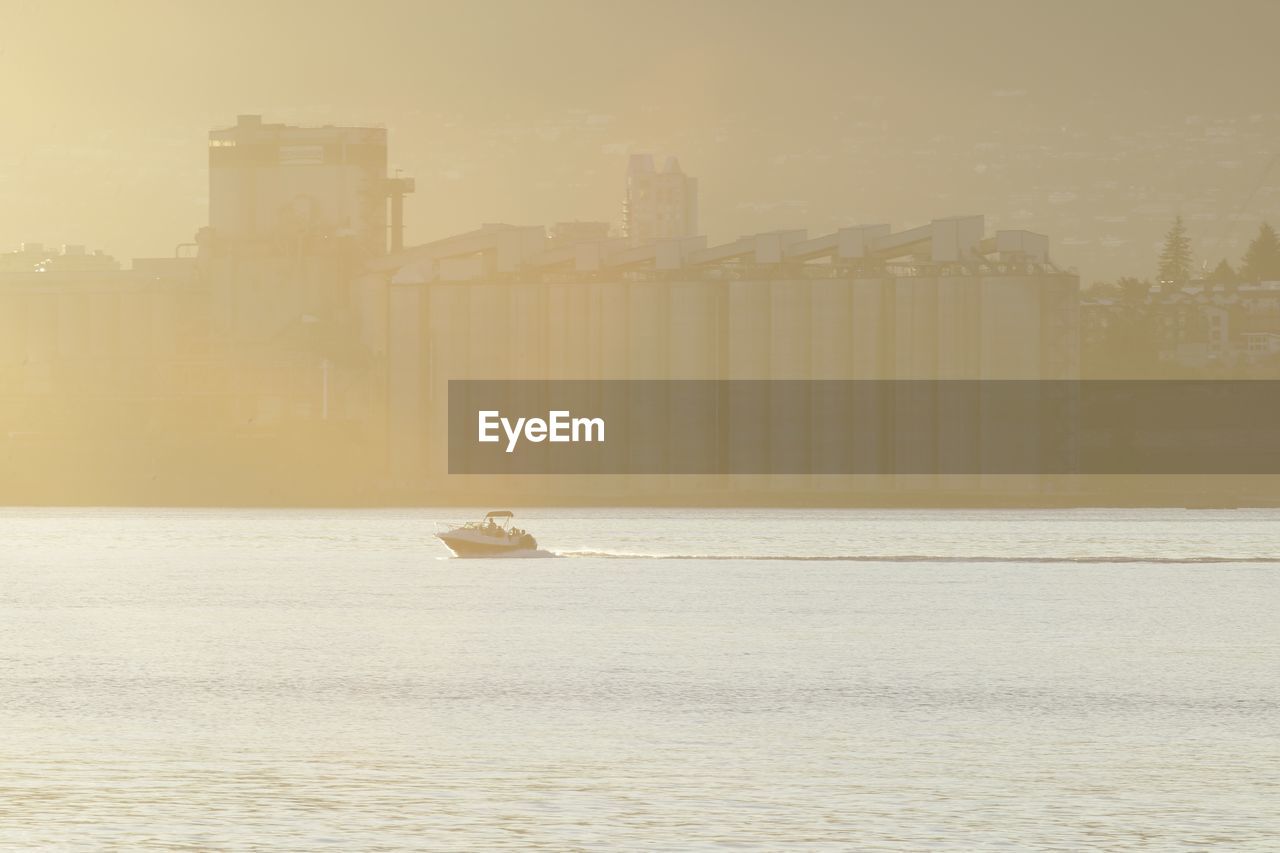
[436,510,538,557]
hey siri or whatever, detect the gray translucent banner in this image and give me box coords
[448,380,1280,475]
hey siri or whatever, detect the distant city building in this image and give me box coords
[207,114,413,256]
[622,154,697,244]
[1081,280,1280,373]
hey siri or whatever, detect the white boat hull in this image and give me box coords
[437,528,538,557]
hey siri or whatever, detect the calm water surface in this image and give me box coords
[1,508,1278,849]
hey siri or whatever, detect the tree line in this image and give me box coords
[1080,217,1280,378]
[1157,216,1280,286]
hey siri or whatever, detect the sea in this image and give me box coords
[2,507,1277,850]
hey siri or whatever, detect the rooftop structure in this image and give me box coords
[548,221,611,248]
[371,215,1055,282]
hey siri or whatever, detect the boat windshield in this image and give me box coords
[465,514,512,533]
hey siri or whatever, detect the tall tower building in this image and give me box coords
[622,153,698,244]
[208,114,412,256]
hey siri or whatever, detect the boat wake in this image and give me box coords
[556,551,1280,565]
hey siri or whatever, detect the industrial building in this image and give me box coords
[363,216,1078,502]
[1,117,1081,504]
[207,114,415,256]
[0,116,413,503]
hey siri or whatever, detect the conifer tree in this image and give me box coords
[1240,222,1280,282]
[1157,216,1193,284]
[1207,259,1238,285]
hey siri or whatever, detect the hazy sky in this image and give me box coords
[5,0,1280,280]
